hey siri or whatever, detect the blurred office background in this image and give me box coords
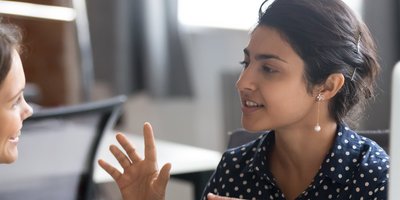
[0,0,398,199]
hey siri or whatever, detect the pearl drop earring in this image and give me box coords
[314,93,324,132]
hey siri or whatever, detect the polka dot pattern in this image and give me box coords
[201,124,389,200]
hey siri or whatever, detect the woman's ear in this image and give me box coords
[319,73,345,100]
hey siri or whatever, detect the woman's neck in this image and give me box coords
[268,119,338,200]
[272,120,338,171]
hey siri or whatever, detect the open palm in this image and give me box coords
[98,122,171,200]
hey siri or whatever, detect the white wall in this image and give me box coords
[182,27,250,151]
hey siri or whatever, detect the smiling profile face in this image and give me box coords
[0,49,33,163]
[236,26,318,132]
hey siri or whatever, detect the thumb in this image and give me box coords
[155,163,172,189]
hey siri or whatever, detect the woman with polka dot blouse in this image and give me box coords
[98,0,389,199]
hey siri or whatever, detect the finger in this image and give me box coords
[116,132,142,162]
[98,159,122,181]
[154,163,172,191]
[143,122,157,162]
[109,144,132,168]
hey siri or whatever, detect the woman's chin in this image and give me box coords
[0,149,18,164]
[242,121,269,133]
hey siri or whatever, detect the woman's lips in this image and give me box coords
[241,100,264,114]
[9,131,21,144]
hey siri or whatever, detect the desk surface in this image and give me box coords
[94,133,222,183]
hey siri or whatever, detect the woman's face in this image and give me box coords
[0,49,33,163]
[236,26,317,132]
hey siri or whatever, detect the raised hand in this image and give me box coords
[98,122,171,200]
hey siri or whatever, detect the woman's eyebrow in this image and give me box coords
[243,48,287,63]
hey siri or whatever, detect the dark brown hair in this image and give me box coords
[0,22,22,86]
[258,0,380,124]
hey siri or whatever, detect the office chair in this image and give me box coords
[0,95,126,200]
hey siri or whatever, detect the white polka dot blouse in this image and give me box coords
[202,124,390,200]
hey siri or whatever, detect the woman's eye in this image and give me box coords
[239,60,249,68]
[262,66,278,73]
[12,96,22,108]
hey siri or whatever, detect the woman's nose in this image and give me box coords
[22,99,33,120]
[236,67,257,92]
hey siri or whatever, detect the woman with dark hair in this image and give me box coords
[99,0,389,199]
[0,22,33,164]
